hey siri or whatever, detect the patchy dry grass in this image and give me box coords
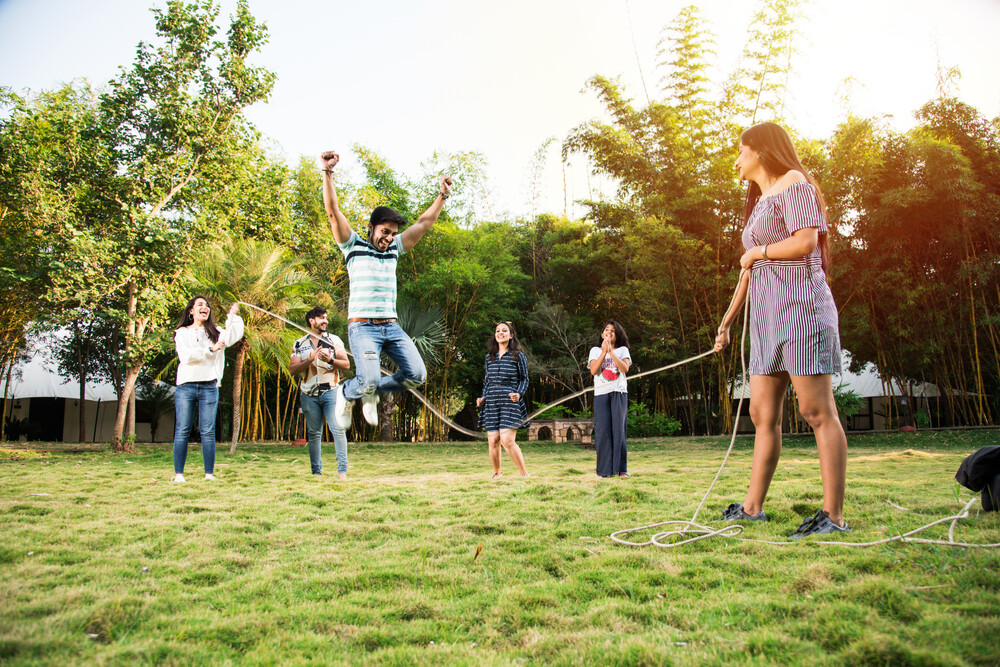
[1,430,998,665]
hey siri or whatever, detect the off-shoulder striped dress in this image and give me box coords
[477,351,530,431]
[742,181,841,376]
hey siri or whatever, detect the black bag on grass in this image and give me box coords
[955,445,1000,512]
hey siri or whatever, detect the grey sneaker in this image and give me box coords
[720,502,768,522]
[788,509,850,540]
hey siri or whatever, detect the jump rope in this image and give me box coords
[235,280,999,549]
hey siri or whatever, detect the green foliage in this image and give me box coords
[833,383,865,419]
[626,402,682,437]
[532,401,593,420]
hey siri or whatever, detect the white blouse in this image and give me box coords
[174,314,245,387]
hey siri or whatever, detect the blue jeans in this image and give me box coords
[342,321,426,401]
[300,389,348,474]
[173,381,218,474]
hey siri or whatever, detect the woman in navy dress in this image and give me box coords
[714,122,849,539]
[476,321,529,478]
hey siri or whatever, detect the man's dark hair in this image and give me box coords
[369,206,406,228]
[305,306,327,328]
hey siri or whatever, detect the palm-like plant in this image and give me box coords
[187,232,315,452]
[378,299,448,441]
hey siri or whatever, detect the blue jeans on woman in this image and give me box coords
[173,381,218,474]
[342,321,426,401]
[300,389,349,475]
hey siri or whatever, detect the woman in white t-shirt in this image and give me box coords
[588,321,632,478]
[171,296,244,483]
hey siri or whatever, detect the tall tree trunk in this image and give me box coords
[75,320,87,443]
[112,282,146,452]
[2,360,12,442]
[229,340,247,454]
[379,393,395,441]
[127,388,136,441]
[112,365,142,452]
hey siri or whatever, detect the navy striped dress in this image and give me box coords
[477,351,530,431]
[742,181,841,375]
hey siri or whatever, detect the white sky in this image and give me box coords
[1,0,998,219]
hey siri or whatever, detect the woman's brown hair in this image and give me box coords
[740,122,830,273]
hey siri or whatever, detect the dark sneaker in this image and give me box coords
[788,509,850,540]
[720,502,768,522]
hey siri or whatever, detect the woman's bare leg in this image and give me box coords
[742,373,789,516]
[790,373,847,526]
[499,428,527,476]
[487,431,502,475]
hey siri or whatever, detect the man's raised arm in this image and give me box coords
[321,151,353,245]
[399,175,453,252]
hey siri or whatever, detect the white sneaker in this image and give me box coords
[172,474,186,483]
[361,394,379,427]
[204,474,216,481]
[334,385,354,430]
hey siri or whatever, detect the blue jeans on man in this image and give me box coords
[342,321,426,401]
[300,389,348,475]
[173,381,218,474]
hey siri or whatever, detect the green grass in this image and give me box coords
[1,430,998,666]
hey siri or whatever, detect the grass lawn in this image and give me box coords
[2,430,999,666]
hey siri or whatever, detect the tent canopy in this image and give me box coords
[1,330,119,402]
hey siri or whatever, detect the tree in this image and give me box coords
[93,0,276,451]
[188,232,314,452]
[0,84,120,439]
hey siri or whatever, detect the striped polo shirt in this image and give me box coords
[338,230,406,319]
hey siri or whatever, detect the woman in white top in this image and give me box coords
[171,296,244,482]
[589,321,632,477]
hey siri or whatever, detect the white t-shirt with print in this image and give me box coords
[589,346,631,396]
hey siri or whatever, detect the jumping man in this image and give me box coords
[320,150,453,430]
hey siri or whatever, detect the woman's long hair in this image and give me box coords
[174,295,221,344]
[740,122,830,273]
[487,321,523,362]
[597,320,629,350]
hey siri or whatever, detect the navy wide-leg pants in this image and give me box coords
[594,392,627,476]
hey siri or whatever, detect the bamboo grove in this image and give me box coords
[1,1,998,450]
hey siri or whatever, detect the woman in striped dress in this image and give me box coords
[476,321,529,478]
[714,122,849,539]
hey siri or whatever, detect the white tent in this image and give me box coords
[2,330,173,442]
[1,333,119,402]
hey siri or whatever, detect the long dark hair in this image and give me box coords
[740,122,830,273]
[174,295,220,344]
[487,321,523,362]
[597,320,629,350]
